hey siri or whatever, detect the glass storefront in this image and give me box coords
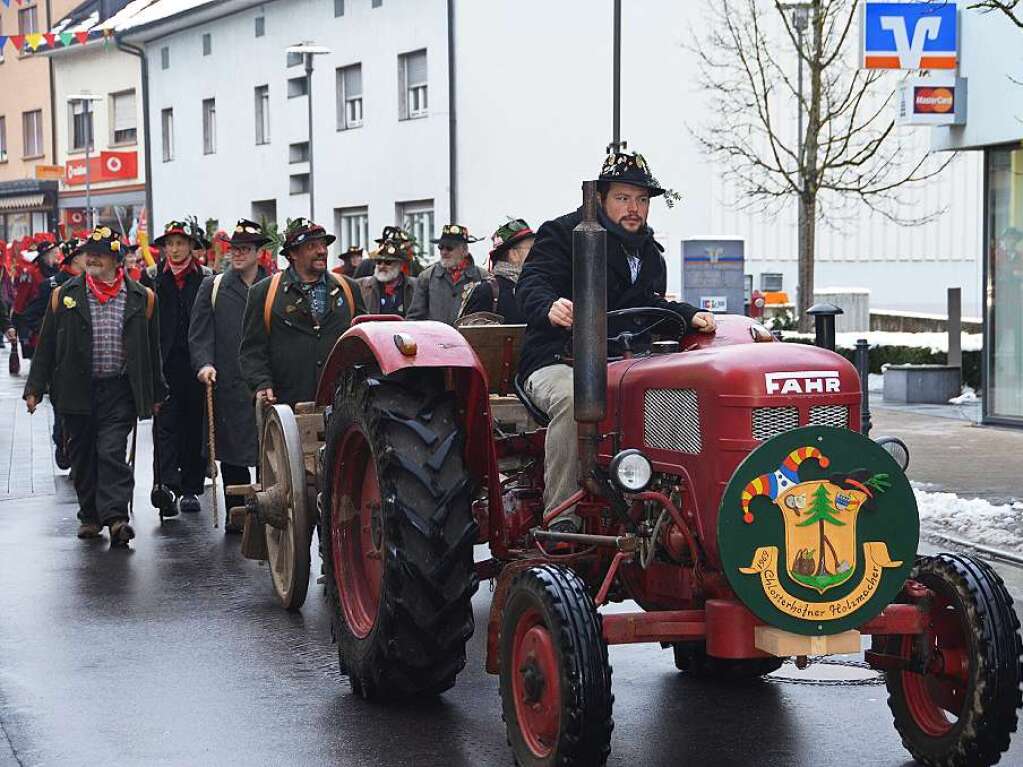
[985,147,1023,423]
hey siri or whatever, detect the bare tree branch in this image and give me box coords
[969,0,1023,28]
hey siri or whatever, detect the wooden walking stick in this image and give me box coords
[206,381,219,529]
[127,420,138,519]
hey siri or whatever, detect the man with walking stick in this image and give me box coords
[189,220,271,533]
[23,226,165,547]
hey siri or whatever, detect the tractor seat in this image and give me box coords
[514,373,551,428]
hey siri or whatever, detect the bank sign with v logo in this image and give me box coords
[862,2,958,70]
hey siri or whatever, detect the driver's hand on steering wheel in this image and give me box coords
[548,298,574,328]
[690,311,717,334]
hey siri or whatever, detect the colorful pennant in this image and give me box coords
[8,35,24,51]
[74,31,89,45]
[25,33,42,51]
[43,33,55,48]
[0,36,6,50]
[59,32,73,47]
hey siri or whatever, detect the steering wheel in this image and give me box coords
[605,307,689,353]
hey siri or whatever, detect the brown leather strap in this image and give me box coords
[489,276,500,314]
[263,272,283,334]
[329,271,355,319]
[50,286,60,314]
[145,287,155,320]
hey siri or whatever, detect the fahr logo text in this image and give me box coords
[765,370,841,395]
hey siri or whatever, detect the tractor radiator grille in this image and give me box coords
[752,406,799,441]
[810,404,849,429]
[644,389,701,453]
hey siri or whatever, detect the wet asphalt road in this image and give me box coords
[2,419,1023,765]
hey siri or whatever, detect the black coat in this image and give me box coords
[462,274,524,323]
[20,261,58,334]
[516,208,700,383]
[143,261,210,365]
[239,268,366,407]
[24,275,167,418]
[188,267,268,466]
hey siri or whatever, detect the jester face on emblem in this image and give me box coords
[741,446,892,595]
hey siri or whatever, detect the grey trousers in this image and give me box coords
[525,364,580,525]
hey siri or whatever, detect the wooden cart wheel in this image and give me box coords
[260,404,312,610]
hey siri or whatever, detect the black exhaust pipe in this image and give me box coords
[573,180,607,492]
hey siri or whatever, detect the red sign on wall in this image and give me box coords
[913,87,954,114]
[65,151,138,186]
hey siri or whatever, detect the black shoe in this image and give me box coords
[109,520,135,548]
[178,494,201,514]
[55,442,71,471]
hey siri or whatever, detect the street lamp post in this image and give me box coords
[67,94,102,229]
[286,43,331,222]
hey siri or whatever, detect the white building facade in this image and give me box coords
[124,0,982,313]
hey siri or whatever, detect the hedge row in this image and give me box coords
[782,338,981,390]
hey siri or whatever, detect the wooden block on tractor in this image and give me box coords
[754,627,861,657]
[241,513,269,561]
[228,505,247,530]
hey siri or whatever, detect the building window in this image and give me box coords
[255,16,265,37]
[287,50,303,68]
[161,46,170,70]
[288,76,309,98]
[69,100,94,152]
[985,146,1023,423]
[335,206,368,252]
[398,49,427,120]
[398,200,433,260]
[0,117,7,162]
[334,0,344,17]
[254,85,270,144]
[161,108,174,162]
[18,6,38,35]
[22,110,42,158]
[289,142,309,163]
[336,64,363,130]
[110,90,137,145]
[202,98,216,154]
[290,173,310,195]
[202,33,212,56]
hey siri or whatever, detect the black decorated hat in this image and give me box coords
[340,245,365,261]
[153,219,204,248]
[79,226,127,261]
[32,240,61,262]
[597,146,678,205]
[431,223,481,246]
[489,218,534,258]
[280,217,336,256]
[374,226,412,245]
[371,238,413,262]
[59,237,85,263]
[228,218,270,248]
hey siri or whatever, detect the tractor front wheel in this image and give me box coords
[880,553,1023,767]
[499,565,614,767]
[321,368,478,700]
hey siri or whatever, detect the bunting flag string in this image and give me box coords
[44,33,56,48]
[0,26,107,53]
[59,32,73,47]
[8,34,24,51]
[25,33,42,51]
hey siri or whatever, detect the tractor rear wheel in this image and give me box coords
[500,565,614,766]
[880,554,1023,767]
[320,367,478,700]
[672,643,783,682]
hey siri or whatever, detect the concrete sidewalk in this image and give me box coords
[872,406,1022,506]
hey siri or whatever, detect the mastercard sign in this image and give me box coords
[897,77,966,125]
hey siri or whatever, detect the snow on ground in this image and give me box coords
[914,484,1023,552]
[785,330,982,353]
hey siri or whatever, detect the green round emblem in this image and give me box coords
[718,426,918,636]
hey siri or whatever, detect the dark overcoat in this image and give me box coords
[239,269,366,407]
[462,274,524,323]
[188,267,268,466]
[516,208,701,383]
[143,261,211,365]
[406,259,487,324]
[24,275,167,418]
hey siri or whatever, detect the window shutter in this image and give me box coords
[344,65,362,98]
[407,50,426,85]
[114,92,136,132]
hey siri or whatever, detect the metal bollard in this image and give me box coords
[807,302,843,351]
[854,339,872,436]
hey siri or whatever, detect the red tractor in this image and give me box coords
[247,184,1022,766]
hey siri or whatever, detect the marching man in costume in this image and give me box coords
[146,220,212,515]
[406,224,487,324]
[333,245,365,278]
[240,218,365,408]
[23,226,165,547]
[357,232,416,317]
[188,220,271,532]
[49,237,87,470]
[460,218,534,323]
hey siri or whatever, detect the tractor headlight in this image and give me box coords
[610,449,653,493]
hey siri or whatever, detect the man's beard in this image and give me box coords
[440,252,462,269]
[375,265,400,283]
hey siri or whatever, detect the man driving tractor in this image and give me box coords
[516,149,717,533]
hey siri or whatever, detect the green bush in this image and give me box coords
[782,339,981,390]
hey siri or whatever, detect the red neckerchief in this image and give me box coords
[128,266,142,282]
[164,256,196,290]
[382,278,400,297]
[86,268,125,305]
[447,258,470,284]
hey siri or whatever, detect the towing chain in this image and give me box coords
[765,657,886,687]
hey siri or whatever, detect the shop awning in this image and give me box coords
[0,194,46,211]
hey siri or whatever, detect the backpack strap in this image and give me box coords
[211,273,224,309]
[144,286,155,320]
[263,272,283,334]
[488,276,500,314]
[50,285,61,314]
[329,271,355,319]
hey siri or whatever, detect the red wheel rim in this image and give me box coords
[511,607,561,758]
[899,590,971,737]
[331,427,384,639]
